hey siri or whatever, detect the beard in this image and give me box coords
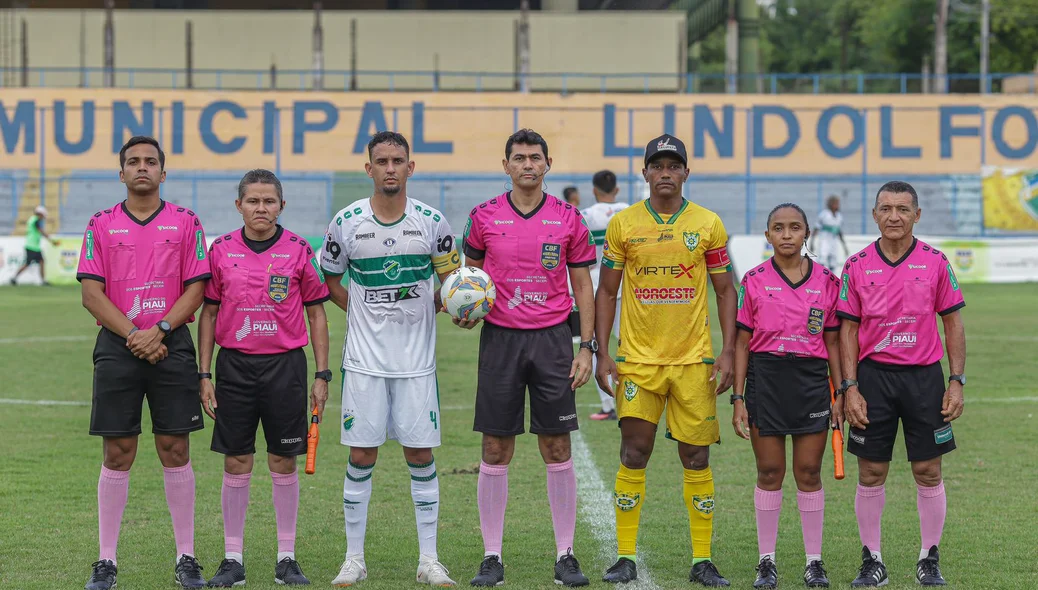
[381,183,402,196]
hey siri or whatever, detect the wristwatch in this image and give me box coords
[579,340,599,354]
[840,379,858,393]
[198,372,212,380]
[315,370,334,382]
[156,320,172,339]
[948,374,966,386]
[730,394,744,405]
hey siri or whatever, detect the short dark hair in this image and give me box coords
[119,136,165,170]
[367,131,410,160]
[505,128,548,160]
[766,202,810,234]
[592,170,617,193]
[562,187,579,201]
[237,169,283,202]
[875,180,919,208]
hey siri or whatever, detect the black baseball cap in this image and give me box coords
[643,134,688,167]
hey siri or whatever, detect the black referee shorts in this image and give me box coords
[847,358,956,463]
[474,321,579,436]
[24,249,43,265]
[89,326,203,437]
[210,347,308,457]
[745,352,831,436]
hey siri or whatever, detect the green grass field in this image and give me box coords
[1,283,1036,590]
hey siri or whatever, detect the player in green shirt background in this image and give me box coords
[10,206,57,286]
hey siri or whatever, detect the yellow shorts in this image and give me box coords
[615,362,719,446]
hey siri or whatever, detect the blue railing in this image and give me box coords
[1,67,1035,94]
[0,170,996,240]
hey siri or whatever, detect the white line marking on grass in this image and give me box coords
[0,335,94,345]
[571,429,659,590]
[965,396,1038,403]
[0,398,89,406]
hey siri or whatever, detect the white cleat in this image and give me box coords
[417,555,457,587]
[331,555,367,587]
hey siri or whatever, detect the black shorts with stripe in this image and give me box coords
[210,347,309,457]
[847,358,956,463]
[89,325,204,436]
[474,320,578,436]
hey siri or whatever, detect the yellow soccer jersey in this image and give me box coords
[602,199,732,365]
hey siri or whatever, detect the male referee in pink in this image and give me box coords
[837,181,966,587]
[77,136,211,590]
[455,129,597,588]
[198,169,331,587]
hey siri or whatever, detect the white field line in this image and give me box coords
[0,398,90,406]
[0,335,94,345]
[570,429,659,590]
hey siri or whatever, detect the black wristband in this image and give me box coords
[198,372,212,380]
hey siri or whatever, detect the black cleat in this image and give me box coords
[602,558,637,584]
[175,555,207,589]
[690,560,730,587]
[470,555,504,587]
[753,557,777,589]
[916,546,947,586]
[554,551,589,587]
[207,559,245,587]
[804,560,829,588]
[851,547,888,587]
[275,557,311,586]
[85,560,118,590]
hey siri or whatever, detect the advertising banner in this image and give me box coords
[730,235,1038,284]
[981,167,1038,232]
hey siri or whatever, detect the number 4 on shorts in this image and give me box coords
[429,411,438,430]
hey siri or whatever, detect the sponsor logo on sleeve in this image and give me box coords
[195,230,206,260]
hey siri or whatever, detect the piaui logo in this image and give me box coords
[235,315,252,341]
[126,295,142,320]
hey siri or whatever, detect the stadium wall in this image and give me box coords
[11,10,685,92]
[2,90,1038,241]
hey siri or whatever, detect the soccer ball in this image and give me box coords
[440,267,496,321]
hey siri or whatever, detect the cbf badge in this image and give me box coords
[541,243,561,270]
[807,307,824,335]
[268,275,290,303]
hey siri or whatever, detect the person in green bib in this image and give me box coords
[10,206,55,286]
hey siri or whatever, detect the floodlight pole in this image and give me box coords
[980,0,990,94]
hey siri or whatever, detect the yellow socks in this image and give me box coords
[683,467,715,562]
[614,464,646,558]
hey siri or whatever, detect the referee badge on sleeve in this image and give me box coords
[268,275,290,303]
[807,307,824,335]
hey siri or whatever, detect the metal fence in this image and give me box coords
[0,170,991,240]
[1,67,1036,94]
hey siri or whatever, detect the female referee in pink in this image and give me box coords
[731,203,844,590]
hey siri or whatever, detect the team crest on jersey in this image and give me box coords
[807,307,824,335]
[692,495,715,514]
[683,231,700,252]
[541,243,561,270]
[623,380,638,401]
[614,491,641,512]
[268,275,290,303]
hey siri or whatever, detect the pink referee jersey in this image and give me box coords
[736,258,841,359]
[836,238,965,366]
[204,226,330,355]
[76,200,210,329]
[463,192,596,330]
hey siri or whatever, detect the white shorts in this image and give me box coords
[340,371,441,448]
